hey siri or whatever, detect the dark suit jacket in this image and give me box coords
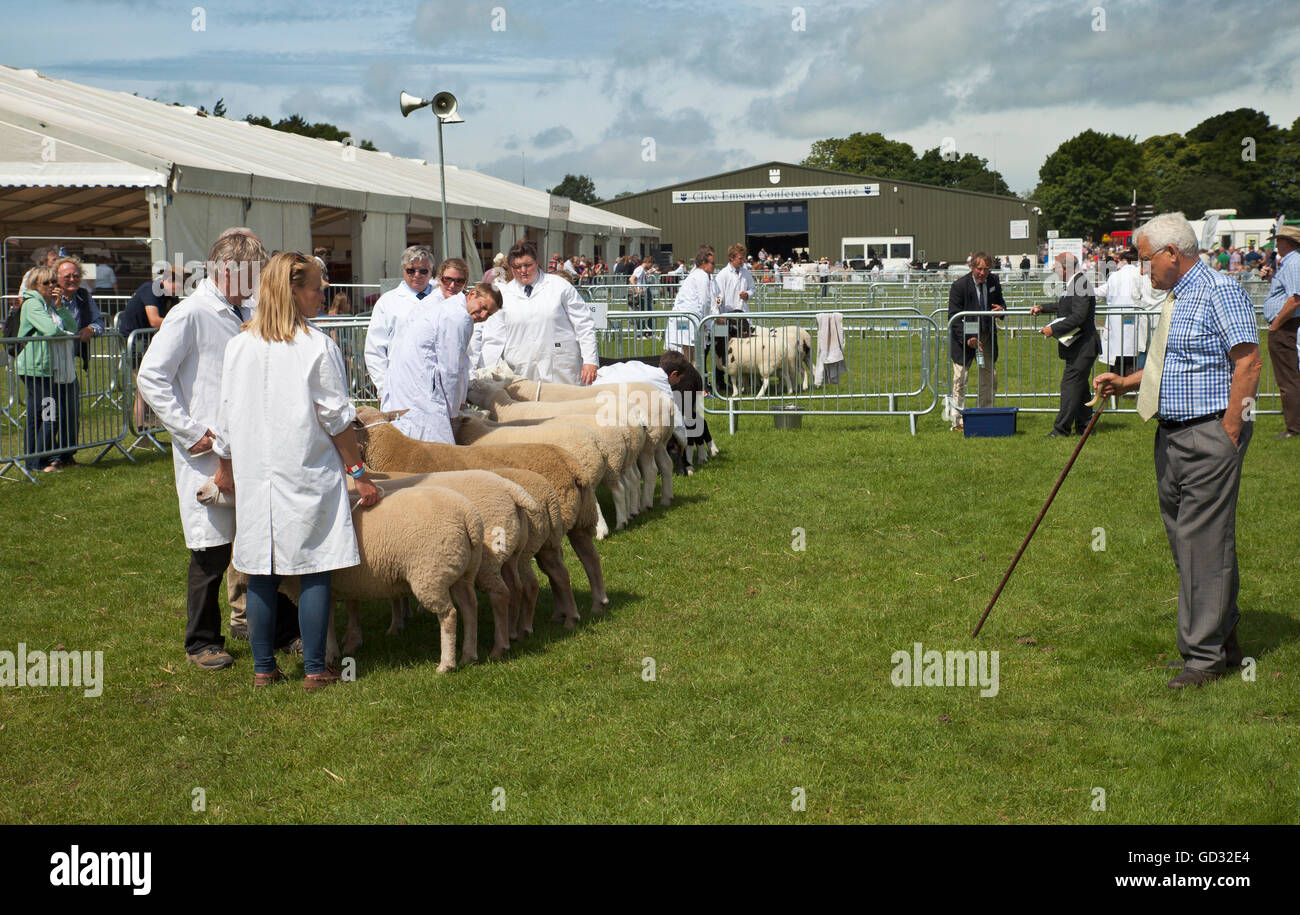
[947,272,1006,365]
[1036,273,1099,360]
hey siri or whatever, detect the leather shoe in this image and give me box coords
[254,668,286,688]
[1168,667,1224,689]
[303,666,342,692]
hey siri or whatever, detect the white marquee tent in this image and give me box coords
[0,66,658,289]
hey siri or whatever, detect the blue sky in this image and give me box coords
[5,0,1299,199]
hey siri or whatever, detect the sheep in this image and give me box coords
[725,325,813,398]
[357,470,535,662]
[489,467,575,638]
[231,484,483,674]
[469,374,676,517]
[455,401,643,532]
[356,405,608,619]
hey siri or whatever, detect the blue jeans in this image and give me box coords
[247,572,332,675]
[54,377,79,464]
[21,375,58,470]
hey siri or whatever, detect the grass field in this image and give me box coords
[1,404,1297,824]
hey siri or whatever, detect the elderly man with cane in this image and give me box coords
[1093,212,1261,689]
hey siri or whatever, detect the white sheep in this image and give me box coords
[726,326,812,398]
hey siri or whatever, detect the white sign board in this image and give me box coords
[588,299,607,330]
[1047,237,1084,265]
[782,275,806,291]
[548,195,571,222]
[673,184,879,204]
[1009,219,1029,240]
[1046,229,1060,239]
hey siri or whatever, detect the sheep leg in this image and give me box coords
[621,464,640,518]
[595,503,610,540]
[534,544,576,631]
[342,599,364,658]
[654,444,673,505]
[484,566,514,661]
[567,528,609,617]
[607,473,629,530]
[452,579,480,665]
[638,448,657,510]
[755,373,770,398]
[516,555,542,637]
[387,597,409,635]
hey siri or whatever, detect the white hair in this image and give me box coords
[1135,212,1198,257]
[400,245,434,268]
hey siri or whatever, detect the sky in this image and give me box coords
[4,0,1299,200]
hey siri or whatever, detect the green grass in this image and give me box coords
[1,408,1297,824]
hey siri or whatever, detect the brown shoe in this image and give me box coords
[254,669,286,688]
[303,667,342,692]
[1168,667,1224,689]
[186,646,234,671]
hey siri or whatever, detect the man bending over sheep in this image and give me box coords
[384,282,503,443]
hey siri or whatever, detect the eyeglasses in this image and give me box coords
[440,275,467,287]
[38,280,54,287]
[404,267,430,276]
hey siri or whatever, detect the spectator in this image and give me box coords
[1243,243,1263,271]
[19,246,59,294]
[120,264,184,428]
[14,265,77,473]
[630,255,654,330]
[50,255,105,465]
[1261,225,1300,438]
[945,252,1005,431]
[92,259,118,297]
[213,251,380,690]
[1020,253,1031,279]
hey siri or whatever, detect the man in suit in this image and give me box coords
[945,252,1005,430]
[1031,253,1100,436]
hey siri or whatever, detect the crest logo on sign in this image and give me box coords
[769,169,780,184]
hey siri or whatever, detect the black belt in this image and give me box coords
[1158,410,1225,430]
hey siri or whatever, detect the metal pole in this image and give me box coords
[437,115,449,264]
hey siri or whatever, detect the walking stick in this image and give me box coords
[972,394,1105,638]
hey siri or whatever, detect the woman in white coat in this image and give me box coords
[214,252,381,690]
[479,240,597,384]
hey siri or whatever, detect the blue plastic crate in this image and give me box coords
[962,407,1018,438]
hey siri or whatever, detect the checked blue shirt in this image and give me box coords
[1261,248,1300,323]
[1156,260,1258,422]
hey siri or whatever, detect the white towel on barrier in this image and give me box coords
[814,312,847,386]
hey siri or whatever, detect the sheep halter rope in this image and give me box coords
[971,394,1105,638]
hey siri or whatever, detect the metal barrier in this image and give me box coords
[595,310,702,366]
[121,328,169,453]
[697,309,938,435]
[310,316,378,402]
[1,331,132,481]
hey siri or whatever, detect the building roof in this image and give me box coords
[0,67,657,236]
[600,160,1031,206]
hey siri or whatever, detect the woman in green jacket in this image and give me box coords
[15,264,78,473]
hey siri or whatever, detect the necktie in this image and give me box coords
[1136,292,1176,422]
[524,284,533,297]
[978,283,986,310]
[416,289,429,300]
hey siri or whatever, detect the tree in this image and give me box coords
[547,174,599,204]
[1035,130,1151,239]
[910,148,1011,196]
[244,112,379,152]
[212,98,227,118]
[802,132,917,179]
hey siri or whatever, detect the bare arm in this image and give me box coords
[1223,342,1262,445]
[332,426,380,507]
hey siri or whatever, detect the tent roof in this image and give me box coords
[0,67,656,236]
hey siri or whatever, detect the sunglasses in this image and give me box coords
[439,275,467,287]
[404,267,430,276]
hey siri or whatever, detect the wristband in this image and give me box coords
[346,463,365,479]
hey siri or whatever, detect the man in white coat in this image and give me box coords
[363,245,439,400]
[384,283,502,443]
[479,240,597,384]
[136,230,297,670]
[1096,248,1141,375]
[712,243,755,390]
[665,244,721,366]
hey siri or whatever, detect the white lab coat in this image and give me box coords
[479,273,596,384]
[714,263,755,313]
[382,294,473,443]
[1097,262,1140,361]
[363,282,442,399]
[665,266,719,349]
[214,325,359,576]
[136,278,249,549]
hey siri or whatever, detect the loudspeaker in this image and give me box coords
[399,91,430,117]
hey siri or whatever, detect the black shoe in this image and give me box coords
[1168,667,1224,689]
[1046,431,1068,437]
[228,622,249,641]
[1224,626,1243,669]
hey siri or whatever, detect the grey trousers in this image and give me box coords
[1155,420,1252,672]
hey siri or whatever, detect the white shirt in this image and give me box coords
[136,278,250,549]
[94,263,117,290]
[1097,262,1139,305]
[594,361,684,440]
[215,325,359,576]
[631,264,649,289]
[671,266,720,319]
[383,294,474,444]
[363,281,442,399]
[479,272,596,384]
[714,263,755,313]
